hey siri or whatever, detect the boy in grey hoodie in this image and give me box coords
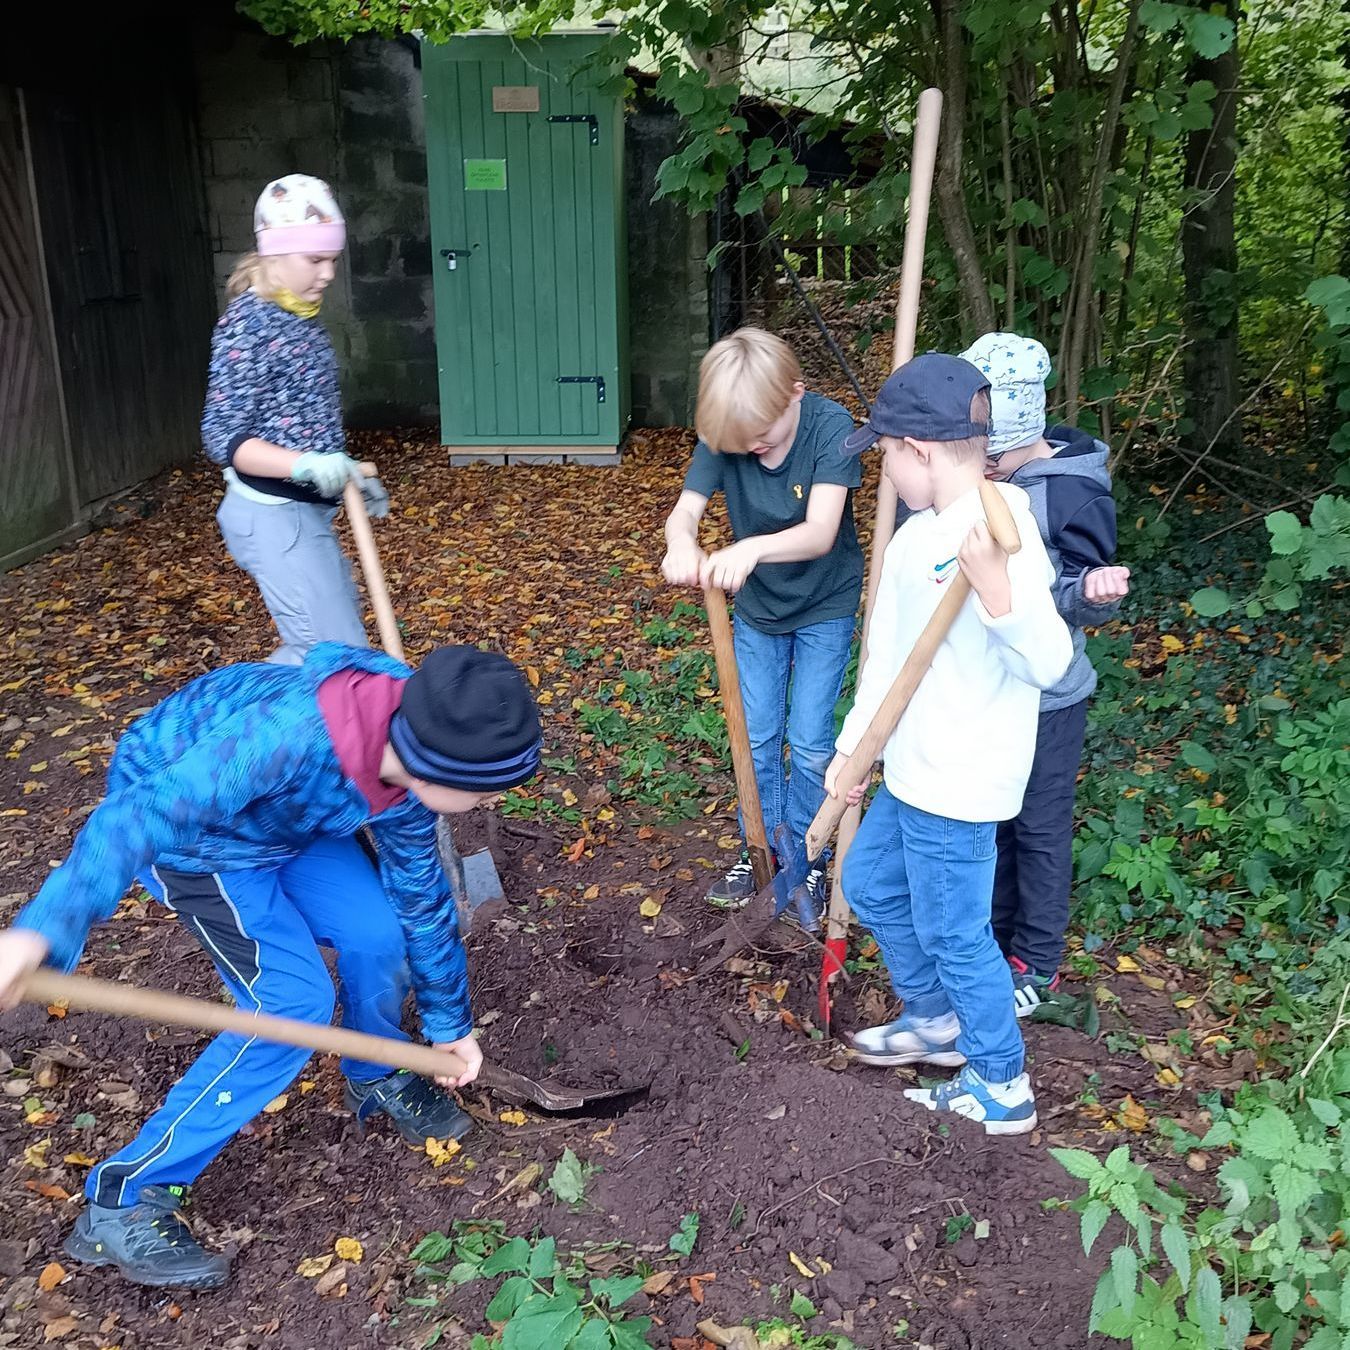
[960,334,1131,1015]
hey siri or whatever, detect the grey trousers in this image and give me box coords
[216,489,369,665]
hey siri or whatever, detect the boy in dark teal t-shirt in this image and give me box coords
[662,328,862,911]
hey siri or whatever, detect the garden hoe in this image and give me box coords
[343,470,505,922]
[696,479,1022,980]
[21,970,644,1114]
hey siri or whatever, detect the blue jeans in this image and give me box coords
[88,835,410,1208]
[732,614,855,850]
[842,786,1024,1082]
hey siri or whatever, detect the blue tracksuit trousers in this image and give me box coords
[88,835,411,1208]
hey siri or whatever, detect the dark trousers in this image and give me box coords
[992,699,1089,978]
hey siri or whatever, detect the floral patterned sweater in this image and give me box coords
[201,289,345,504]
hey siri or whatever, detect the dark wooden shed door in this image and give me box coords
[24,77,213,506]
[0,87,76,565]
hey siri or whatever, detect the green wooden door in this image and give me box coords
[423,34,627,450]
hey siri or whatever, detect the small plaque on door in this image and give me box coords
[464,159,508,192]
[492,85,540,113]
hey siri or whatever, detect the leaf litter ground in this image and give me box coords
[0,432,1220,1349]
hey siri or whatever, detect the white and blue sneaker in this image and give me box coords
[850,1011,966,1068]
[904,1065,1038,1136]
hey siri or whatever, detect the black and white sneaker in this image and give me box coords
[1010,956,1061,1019]
[706,851,757,909]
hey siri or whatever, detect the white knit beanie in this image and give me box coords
[253,174,346,256]
[959,332,1053,456]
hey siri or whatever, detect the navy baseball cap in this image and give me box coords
[841,353,992,455]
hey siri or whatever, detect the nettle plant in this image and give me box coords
[1055,1087,1350,1350]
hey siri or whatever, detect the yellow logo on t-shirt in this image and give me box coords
[793,484,803,499]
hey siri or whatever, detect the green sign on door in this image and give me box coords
[463,158,507,191]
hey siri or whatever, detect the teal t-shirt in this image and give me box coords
[684,392,863,635]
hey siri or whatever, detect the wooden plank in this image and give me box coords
[0,84,76,567]
[502,55,540,436]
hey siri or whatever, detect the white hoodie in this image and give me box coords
[836,481,1072,823]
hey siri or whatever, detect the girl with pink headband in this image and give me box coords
[201,174,388,663]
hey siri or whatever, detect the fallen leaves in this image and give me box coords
[23,1137,52,1168]
[425,1136,461,1167]
[62,1152,97,1168]
[499,1108,529,1126]
[262,1092,289,1114]
[1119,1095,1149,1132]
[297,1253,335,1278]
[37,1262,66,1292]
[639,897,663,918]
[334,1236,364,1264]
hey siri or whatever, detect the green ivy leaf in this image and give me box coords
[485,1275,536,1321]
[500,1291,585,1350]
[481,1237,533,1277]
[669,1212,700,1256]
[1160,1220,1191,1294]
[412,1232,455,1264]
[1191,1265,1222,1342]
[1111,1245,1138,1318]
[589,1274,645,1308]
[789,1290,818,1319]
[1190,587,1232,618]
[1051,1147,1104,1181]
[1081,1198,1111,1255]
[547,1149,597,1207]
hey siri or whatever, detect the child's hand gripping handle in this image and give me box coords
[805,481,1021,861]
[21,969,470,1084]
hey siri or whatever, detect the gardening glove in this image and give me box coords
[290,450,363,498]
[351,465,390,519]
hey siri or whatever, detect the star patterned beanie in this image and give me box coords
[254,174,346,257]
[959,332,1053,456]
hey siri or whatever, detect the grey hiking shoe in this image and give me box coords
[706,851,757,909]
[851,1011,966,1068]
[345,1070,473,1146]
[64,1185,229,1291]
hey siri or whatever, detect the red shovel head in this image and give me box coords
[819,936,848,1034]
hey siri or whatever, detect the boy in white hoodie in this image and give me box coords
[825,354,1071,1134]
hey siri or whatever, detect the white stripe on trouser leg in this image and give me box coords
[103,871,267,1207]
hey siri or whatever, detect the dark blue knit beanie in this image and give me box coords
[390,646,541,792]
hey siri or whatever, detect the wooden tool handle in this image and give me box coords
[23,969,468,1082]
[343,478,406,663]
[805,485,1022,860]
[704,586,774,891]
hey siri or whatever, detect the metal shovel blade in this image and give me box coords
[477,1061,649,1114]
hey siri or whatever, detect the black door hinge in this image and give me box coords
[547,113,599,146]
[558,375,606,403]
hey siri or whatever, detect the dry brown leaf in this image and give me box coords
[639,897,663,918]
[37,1262,65,1292]
[297,1253,335,1278]
[1118,1095,1148,1132]
[314,1263,348,1298]
[62,1152,97,1168]
[262,1093,289,1114]
[642,1270,676,1296]
[688,1271,716,1304]
[1115,954,1141,973]
[42,1316,78,1342]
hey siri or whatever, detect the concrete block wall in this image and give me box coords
[193,23,437,428]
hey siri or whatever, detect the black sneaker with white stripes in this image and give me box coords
[706,851,757,909]
[1010,956,1060,1019]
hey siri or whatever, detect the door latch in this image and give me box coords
[547,113,599,147]
[558,375,606,404]
[440,248,473,272]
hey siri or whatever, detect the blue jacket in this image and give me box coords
[16,644,472,1043]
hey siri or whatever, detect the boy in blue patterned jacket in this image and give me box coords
[0,642,541,1292]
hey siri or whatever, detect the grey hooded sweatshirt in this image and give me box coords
[1006,424,1122,711]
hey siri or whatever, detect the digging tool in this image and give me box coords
[819,86,945,1033]
[703,585,774,892]
[343,471,505,919]
[21,970,643,1115]
[695,480,1020,977]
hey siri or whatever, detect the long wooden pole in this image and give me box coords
[704,586,774,890]
[344,466,405,663]
[820,88,944,1027]
[23,969,469,1081]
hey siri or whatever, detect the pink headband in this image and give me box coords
[256,223,347,257]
